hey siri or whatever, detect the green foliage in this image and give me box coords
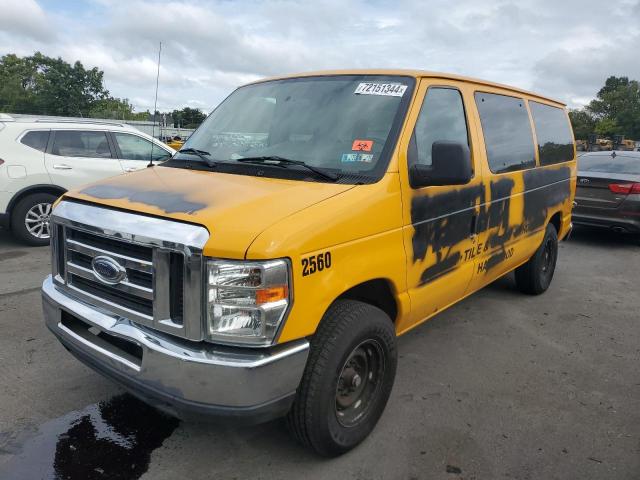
[568,109,596,140]
[1,52,146,121]
[594,118,619,137]
[570,76,640,140]
[0,52,110,116]
[171,107,206,128]
[88,98,149,121]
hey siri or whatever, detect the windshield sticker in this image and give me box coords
[341,153,374,163]
[352,139,373,151]
[354,83,407,97]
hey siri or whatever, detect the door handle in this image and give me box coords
[124,167,138,172]
[52,163,72,170]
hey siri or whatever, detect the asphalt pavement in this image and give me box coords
[0,226,638,480]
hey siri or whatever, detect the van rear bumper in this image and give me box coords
[42,275,309,424]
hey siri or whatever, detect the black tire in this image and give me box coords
[10,193,57,246]
[515,223,559,295]
[286,300,397,456]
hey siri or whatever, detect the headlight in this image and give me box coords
[206,259,290,346]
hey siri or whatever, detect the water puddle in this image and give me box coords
[0,394,179,479]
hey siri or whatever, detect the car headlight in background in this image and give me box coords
[206,259,290,346]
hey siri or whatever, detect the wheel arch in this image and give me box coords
[5,184,66,224]
[335,278,399,323]
[549,210,562,234]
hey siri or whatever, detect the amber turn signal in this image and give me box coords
[256,286,289,305]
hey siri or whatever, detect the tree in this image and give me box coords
[594,118,619,137]
[0,52,112,116]
[171,107,206,128]
[585,76,640,139]
[89,97,135,120]
[568,109,596,140]
[32,53,110,116]
[0,53,39,113]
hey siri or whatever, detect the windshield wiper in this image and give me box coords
[236,156,339,181]
[176,148,217,167]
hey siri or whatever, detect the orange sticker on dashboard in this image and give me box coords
[352,139,373,151]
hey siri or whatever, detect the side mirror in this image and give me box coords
[409,141,472,188]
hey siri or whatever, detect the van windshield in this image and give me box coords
[171,75,414,183]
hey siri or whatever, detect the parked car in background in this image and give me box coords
[573,151,640,236]
[0,114,174,245]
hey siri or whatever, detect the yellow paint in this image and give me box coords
[62,70,577,345]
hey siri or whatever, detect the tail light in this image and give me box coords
[0,158,4,166]
[609,183,640,195]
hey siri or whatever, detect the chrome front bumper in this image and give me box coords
[42,275,309,423]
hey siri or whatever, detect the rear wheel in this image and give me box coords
[286,300,397,456]
[10,193,57,246]
[515,223,558,295]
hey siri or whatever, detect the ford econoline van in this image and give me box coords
[42,70,576,456]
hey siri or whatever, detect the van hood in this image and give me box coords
[66,165,355,257]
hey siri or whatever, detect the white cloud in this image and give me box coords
[0,0,55,42]
[1,0,639,111]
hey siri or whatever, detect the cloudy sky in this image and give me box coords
[1,0,639,113]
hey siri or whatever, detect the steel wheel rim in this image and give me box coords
[335,339,385,427]
[24,202,52,239]
[541,237,556,274]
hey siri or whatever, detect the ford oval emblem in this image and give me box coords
[91,255,127,285]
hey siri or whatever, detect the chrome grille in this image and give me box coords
[50,200,209,341]
[65,229,154,320]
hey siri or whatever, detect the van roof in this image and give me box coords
[248,69,566,107]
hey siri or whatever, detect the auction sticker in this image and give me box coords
[341,153,374,163]
[354,83,407,97]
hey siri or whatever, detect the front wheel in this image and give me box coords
[10,193,57,246]
[515,223,559,295]
[286,300,397,456]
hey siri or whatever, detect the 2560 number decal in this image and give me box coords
[301,252,332,276]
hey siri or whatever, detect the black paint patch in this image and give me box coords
[410,165,572,285]
[420,251,460,285]
[520,166,571,234]
[477,178,516,249]
[411,185,484,262]
[483,247,510,272]
[0,394,179,480]
[80,184,206,214]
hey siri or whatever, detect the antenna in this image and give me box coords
[148,41,162,168]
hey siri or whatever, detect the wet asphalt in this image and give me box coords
[0,226,638,480]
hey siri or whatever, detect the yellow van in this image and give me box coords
[42,70,576,456]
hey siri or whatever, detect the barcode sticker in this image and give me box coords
[354,83,407,97]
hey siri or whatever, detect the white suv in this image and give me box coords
[0,115,175,245]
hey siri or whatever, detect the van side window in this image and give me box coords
[413,87,469,166]
[475,92,536,173]
[51,131,112,158]
[529,101,574,165]
[21,131,50,152]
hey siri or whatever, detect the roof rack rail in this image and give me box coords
[0,113,15,122]
[32,118,127,127]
